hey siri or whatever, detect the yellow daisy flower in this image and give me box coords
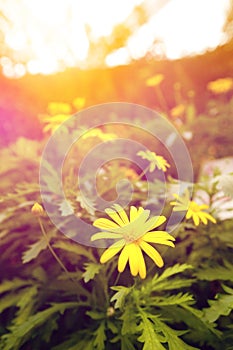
[137,150,170,172]
[146,74,164,87]
[170,104,185,118]
[207,78,233,94]
[170,190,216,226]
[91,205,175,279]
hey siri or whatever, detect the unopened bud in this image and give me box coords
[31,203,44,217]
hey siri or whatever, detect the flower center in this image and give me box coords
[188,201,200,212]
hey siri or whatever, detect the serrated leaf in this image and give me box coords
[14,286,38,325]
[22,237,47,263]
[110,286,132,309]
[53,240,95,262]
[150,292,194,306]
[93,321,106,350]
[0,302,80,350]
[150,264,193,291]
[59,200,74,216]
[137,314,165,350]
[0,278,32,294]
[196,261,233,282]
[204,292,233,323]
[82,263,101,283]
[120,307,137,335]
[76,193,96,216]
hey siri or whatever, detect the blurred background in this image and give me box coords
[0,0,233,159]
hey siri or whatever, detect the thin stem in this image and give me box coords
[38,217,71,278]
[112,271,121,286]
[134,164,151,183]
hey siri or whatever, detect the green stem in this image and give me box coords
[134,164,151,183]
[113,271,121,286]
[38,217,71,278]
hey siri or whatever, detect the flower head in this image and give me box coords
[31,202,44,217]
[207,78,233,94]
[146,74,164,87]
[170,104,185,118]
[170,190,216,226]
[91,204,175,279]
[137,150,170,172]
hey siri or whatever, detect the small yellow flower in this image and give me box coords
[31,203,44,217]
[82,128,116,141]
[119,166,138,180]
[137,150,170,172]
[146,74,164,87]
[170,104,185,118]
[170,190,216,226]
[91,205,175,279]
[207,78,233,94]
[72,97,86,110]
[47,102,71,115]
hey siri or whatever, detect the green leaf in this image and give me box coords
[196,261,233,282]
[0,278,32,294]
[22,237,47,263]
[76,193,96,216]
[137,314,165,350]
[13,286,38,325]
[0,302,80,350]
[150,292,194,306]
[82,263,102,283]
[204,287,233,323]
[93,321,106,350]
[120,307,137,335]
[58,200,74,216]
[110,286,132,309]
[53,240,95,262]
[150,264,193,291]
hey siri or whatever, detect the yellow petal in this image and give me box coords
[118,245,130,273]
[100,240,125,263]
[139,241,164,267]
[91,232,122,241]
[129,206,144,222]
[137,246,146,279]
[113,204,129,225]
[129,206,138,221]
[146,215,166,231]
[105,208,126,226]
[143,231,176,242]
[203,212,216,224]
[142,232,175,247]
[186,209,192,219]
[192,213,200,226]
[199,213,208,225]
[128,243,139,276]
[93,218,119,230]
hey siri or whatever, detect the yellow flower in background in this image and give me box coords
[91,205,175,279]
[82,128,116,141]
[120,166,138,180]
[207,78,233,94]
[170,104,185,118]
[47,102,72,115]
[137,150,170,172]
[146,74,164,87]
[73,97,86,110]
[31,202,44,217]
[170,190,216,226]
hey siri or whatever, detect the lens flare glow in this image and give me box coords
[0,0,230,76]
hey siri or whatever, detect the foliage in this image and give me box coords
[0,94,233,350]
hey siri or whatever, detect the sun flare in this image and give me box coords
[0,0,230,76]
